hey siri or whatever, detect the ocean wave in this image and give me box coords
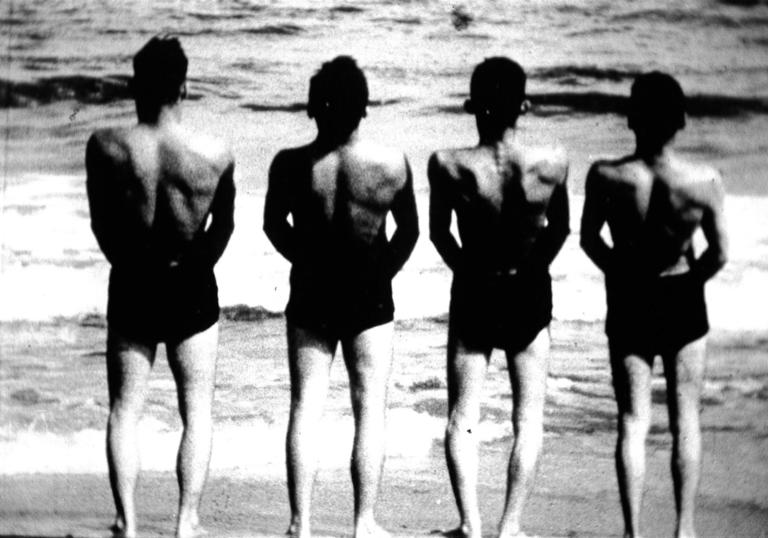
[0,75,131,108]
[717,0,767,7]
[240,97,406,114]
[221,305,283,322]
[0,74,209,108]
[241,102,306,113]
[330,5,365,14]
[533,65,643,84]
[242,24,304,36]
[611,8,768,28]
[371,16,422,26]
[430,91,768,118]
[531,92,767,118]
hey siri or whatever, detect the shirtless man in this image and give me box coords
[263,56,419,538]
[580,72,728,538]
[428,58,569,538]
[86,37,235,538]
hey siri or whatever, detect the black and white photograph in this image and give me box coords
[1,1,766,536]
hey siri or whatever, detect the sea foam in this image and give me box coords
[0,174,766,332]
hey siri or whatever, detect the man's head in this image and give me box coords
[132,36,188,109]
[628,71,686,141]
[464,57,527,124]
[307,56,368,134]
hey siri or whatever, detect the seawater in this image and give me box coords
[1,0,767,325]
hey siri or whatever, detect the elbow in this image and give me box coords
[262,220,274,240]
[715,249,728,272]
[409,222,421,245]
[429,229,444,248]
[579,235,591,254]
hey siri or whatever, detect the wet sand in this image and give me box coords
[1,317,767,537]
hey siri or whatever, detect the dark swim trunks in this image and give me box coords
[449,268,553,352]
[285,264,394,341]
[107,263,220,345]
[605,271,709,355]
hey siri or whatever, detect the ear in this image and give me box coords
[520,99,531,115]
[180,82,188,101]
[464,99,474,114]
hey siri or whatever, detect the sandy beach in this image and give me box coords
[1,316,766,537]
[2,2,768,537]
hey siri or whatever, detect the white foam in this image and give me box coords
[1,175,767,331]
[0,409,451,475]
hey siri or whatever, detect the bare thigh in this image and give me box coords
[446,335,490,419]
[287,323,338,397]
[506,328,550,425]
[609,342,654,416]
[342,322,394,398]
[106,329,157,407]
[167,323,219,419]
[662,337,706,421]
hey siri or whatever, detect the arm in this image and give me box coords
[263,152,298,263]
[527,171,570,269]
[579,163,614,273]
[383,158,420,277]
[692,174,728,281]
[193,160,236,267]
[85,133,133,266]
[428,153,463,272]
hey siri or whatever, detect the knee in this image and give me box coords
[514,415,544,440]
[446,409,478,438]
[108,403,140,431]
[618,409,650,438]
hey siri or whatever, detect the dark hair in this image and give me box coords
[307,56,368,128]
[628,71,686,133]
[465,57,526,114]
[132,36,188,105]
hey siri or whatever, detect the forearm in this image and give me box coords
[264,221,298,263]
[528,220,570,269]
[580,237,613,273]
[384,223,419,277]
[692,247,727,282]
[193,221,235,267]
[430,231,463,272]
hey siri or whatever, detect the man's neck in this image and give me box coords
[315,127,359,150]
[137,103,182,127]
[634,137,673,164]
[478,125,517,147]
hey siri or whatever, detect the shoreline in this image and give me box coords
[1,316,766,537]
[1,427,766,537]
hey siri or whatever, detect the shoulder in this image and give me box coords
[354,141,408,175]
[517,135,568,184]
[587,155,645,185]
[87,127,130,165]
[427,147,470,183]
[673,156,724,207]
[183,130,234,173]
[270,144,310,174]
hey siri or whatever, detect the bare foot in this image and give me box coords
[110,518,136,538]
[498,526,533,538]
[177,513,207,538]
[287,520,311,538]
[430,526,480,538]
[355,519,391,538]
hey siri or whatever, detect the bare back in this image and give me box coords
[86,123,234,267]
[265,137,418,279]
[584,152,725,276]
[429,134,569,273]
